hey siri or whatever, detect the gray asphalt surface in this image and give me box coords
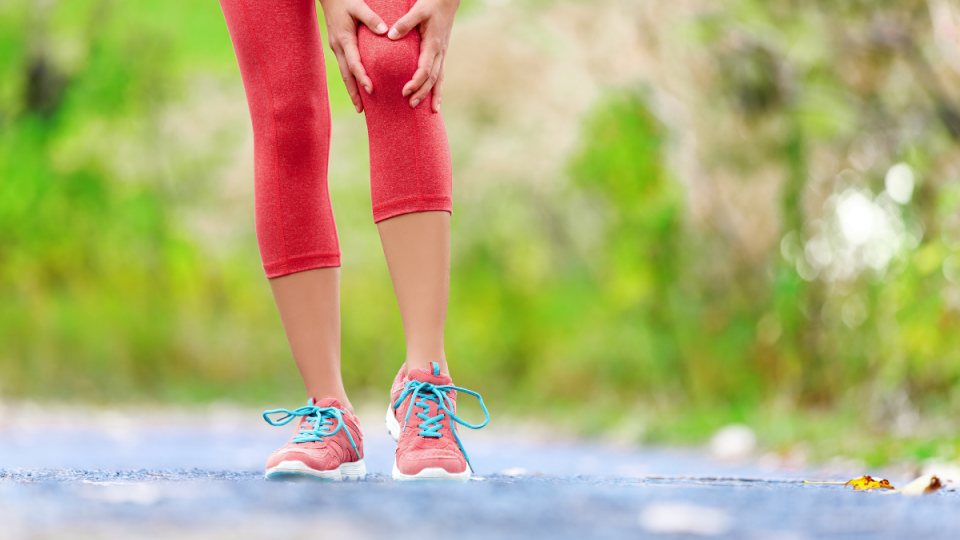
[2,403,959,539]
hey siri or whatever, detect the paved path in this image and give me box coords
[2,404,959,539]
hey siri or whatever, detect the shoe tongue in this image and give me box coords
[313,397,343,410]
[406,366,452,386]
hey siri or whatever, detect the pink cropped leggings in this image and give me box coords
[219,0,452,278]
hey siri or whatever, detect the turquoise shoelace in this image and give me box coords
[392,363,490,471]
[262,400,361,460]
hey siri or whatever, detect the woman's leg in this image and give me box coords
[219,0,349,406]
[270,268,351,410]
[377,211,450,374]
[360,1,489,482]
[358,0,454,375]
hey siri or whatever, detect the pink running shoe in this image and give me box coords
[385,362,489,481]
[263,397,366,481]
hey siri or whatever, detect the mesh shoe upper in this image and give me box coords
[390,364,488,476]
[265,397,364,472]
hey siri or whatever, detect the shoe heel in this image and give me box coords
[384,406,401,442]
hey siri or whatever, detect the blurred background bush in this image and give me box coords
[3,0,960,464]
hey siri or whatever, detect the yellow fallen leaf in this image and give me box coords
[844,475,895,491]
[897,475,942,496]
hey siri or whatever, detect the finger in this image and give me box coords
[352,1,388,34]
[341,36,374,95]
[407,49,441,107]
[409,57,441,108]
[401,40,439,98]
[388,5,426,40]
[332,44,364,113]
[431,57,444,113]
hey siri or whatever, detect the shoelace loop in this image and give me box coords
[262,401,361,460]
[392,380,490,470]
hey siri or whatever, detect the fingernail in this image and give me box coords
[388,28,400,40]
[376,23,388,34]
[355,104,361,113]
[364,85,371,94]
[411,99,420,108]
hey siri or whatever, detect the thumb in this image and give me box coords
[388,7,425,40]
[353,2,388,34]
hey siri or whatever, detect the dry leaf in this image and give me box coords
[897,475,942,496]
[844,475,895,491]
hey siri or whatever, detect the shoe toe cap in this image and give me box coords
[396,449,466,475]
[266,447,340,472]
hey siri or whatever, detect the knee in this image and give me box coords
[266,87,329,141]
[359,29,420,89]
[273,96,324,124]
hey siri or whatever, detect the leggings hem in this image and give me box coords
[264,252,342,279]
[373,196,452,223]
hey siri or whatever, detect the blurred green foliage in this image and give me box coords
[0,0,292,401]
[3,0,960,465]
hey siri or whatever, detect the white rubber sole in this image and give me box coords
[385,405,402,442]
[385,406,470,482]
[265,459,366,482]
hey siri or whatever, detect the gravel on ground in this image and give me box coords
[2,403,958,539]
